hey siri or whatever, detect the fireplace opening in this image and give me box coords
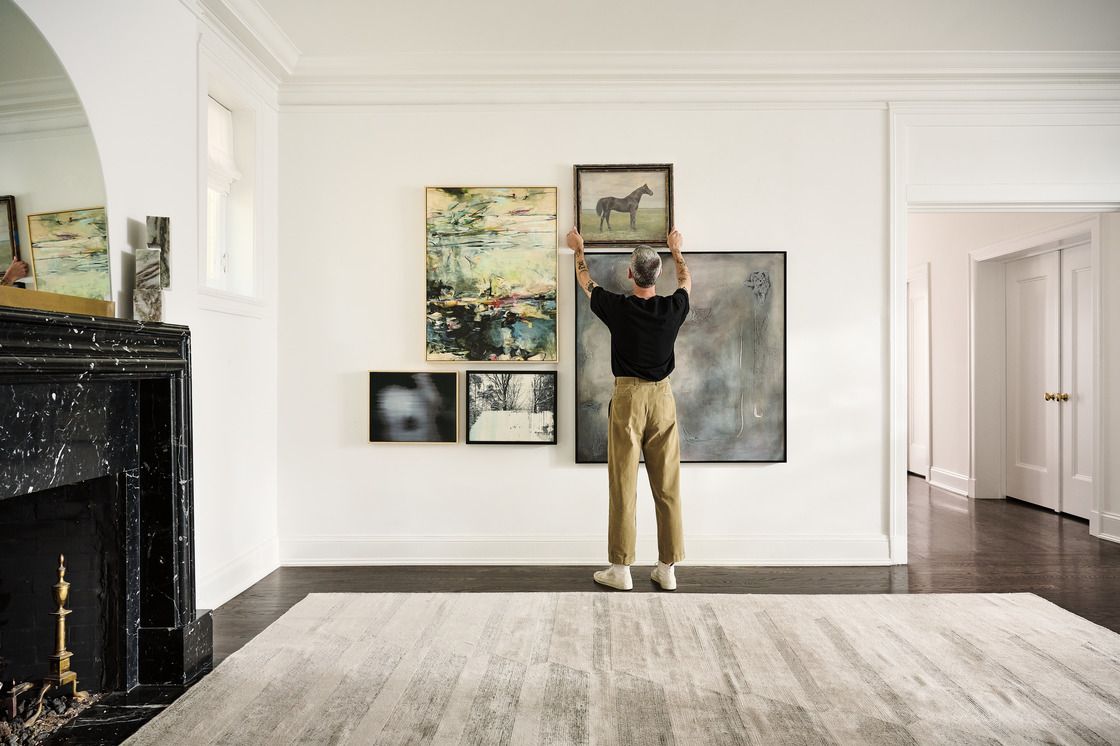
[0,474,126,693]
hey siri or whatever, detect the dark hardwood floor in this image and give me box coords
[211,475,1120,664]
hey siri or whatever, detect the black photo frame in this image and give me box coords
[368,371,458,444]
[466,370,558,445]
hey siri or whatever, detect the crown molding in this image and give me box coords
[196,0,300,82]
[0,76,88,138]
[280,50,1120,107]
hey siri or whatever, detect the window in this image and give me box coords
[205,95,254,297]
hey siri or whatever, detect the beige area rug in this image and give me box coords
[126,593,1120,745]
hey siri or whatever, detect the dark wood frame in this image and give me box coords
[465,370,558,445]
[1,195,18,264]
[574,164,674,248]
[574,251,787,464]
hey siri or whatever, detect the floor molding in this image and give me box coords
[197,535,279,609]
[279,533,892,566]
[1100,511,1120,545]
[928,467,970,497]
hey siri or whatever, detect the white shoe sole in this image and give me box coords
[593,572,633,591]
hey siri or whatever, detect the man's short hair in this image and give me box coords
[630,245,662,288]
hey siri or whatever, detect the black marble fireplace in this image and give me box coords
[0,307,212,702]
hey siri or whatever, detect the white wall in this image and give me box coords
[907,212,1094,491]
[0,131,104,259]
[13,0,281,609]
[277,107,891,565]
[1101,213,1120,541]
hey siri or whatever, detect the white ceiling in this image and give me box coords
[256,0,1120,59]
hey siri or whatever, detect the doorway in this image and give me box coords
[971,218,1099,520]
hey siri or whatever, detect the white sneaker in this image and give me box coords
[651,562,677,591]
[593,564,633,591]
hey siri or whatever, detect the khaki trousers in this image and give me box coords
[607,376,684,565]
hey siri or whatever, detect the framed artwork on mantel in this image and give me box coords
[574,164,674,248]
[1,195,18,268]
[26,206,111,301]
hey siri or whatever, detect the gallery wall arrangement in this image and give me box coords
[368,371,458,444]
[575,164,673,248]
[378,165,787,461]
[26,206,111,301]
[425,187,558,362]
[575,251,787,463]
[467,370,557,445]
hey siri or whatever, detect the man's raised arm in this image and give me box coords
[668,229,691,294]
[567,228,598,299]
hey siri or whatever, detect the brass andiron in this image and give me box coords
[42,554,79,697]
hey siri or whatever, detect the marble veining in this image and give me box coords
[0,307,211,737]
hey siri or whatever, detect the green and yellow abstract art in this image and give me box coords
[426,187,557,362]
[27,207,110,301]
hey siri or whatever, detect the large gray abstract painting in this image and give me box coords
[576,252,785,463]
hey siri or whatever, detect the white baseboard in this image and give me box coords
[197,535,280,610]
[279,533,892,566]
[1099,511,1120,545]
[928,467,970,497]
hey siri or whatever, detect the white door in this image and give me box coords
[1060,245,1093,519]
[1005,252,1061,510]
[907,264,930,478]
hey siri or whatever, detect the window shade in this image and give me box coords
[207,96,241,195]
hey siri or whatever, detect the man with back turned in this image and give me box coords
[567,227,691,591]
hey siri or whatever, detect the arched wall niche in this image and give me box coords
[0,0,111,305]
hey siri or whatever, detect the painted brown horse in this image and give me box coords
[596,184,653,231]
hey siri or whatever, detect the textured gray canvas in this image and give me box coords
[133,247,162,322]
[125,592,1120,745]
[576,252,785,462]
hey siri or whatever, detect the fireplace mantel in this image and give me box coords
[0,306,212,690]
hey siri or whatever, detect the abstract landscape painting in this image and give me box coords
[467,371,557,444]
[369,372,458,444]
[575,252,785,463]
[426,187,557,361]
[575,164,673,247]
[27,207,110,300]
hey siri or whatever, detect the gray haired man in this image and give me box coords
[567,227,691,591]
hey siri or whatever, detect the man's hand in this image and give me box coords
[569,227,598,299]
[668,228,683,254]
[1,259,29,286]
[566,227,584,253]
[667,228,691,294]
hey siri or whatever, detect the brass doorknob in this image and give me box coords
[1044,392,1055,401]
[1059,393,1070,401]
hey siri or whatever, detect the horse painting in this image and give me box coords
[596,184,653,231]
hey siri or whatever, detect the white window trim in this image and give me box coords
[197,35,270,317]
